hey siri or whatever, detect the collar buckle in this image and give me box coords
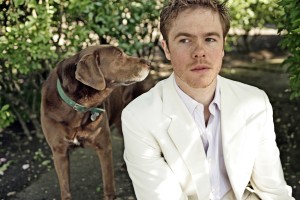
[73,104,81,112]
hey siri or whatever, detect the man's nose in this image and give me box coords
[192,42,205,58]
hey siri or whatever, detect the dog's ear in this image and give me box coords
[75,54,106,90]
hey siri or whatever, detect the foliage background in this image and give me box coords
[277,0,300,99]
[0,0,163,136]
[0,0,299,136]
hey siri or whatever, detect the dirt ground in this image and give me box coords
[1,40,300,199]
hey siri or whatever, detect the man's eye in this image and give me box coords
[179,39,190,43]
[206,38,216,42]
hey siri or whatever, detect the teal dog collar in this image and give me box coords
[56,79,105,121]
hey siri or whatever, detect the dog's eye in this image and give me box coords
[117,51,123,56]
[115,50,122,56]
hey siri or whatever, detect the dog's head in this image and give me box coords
[75,45,150,90]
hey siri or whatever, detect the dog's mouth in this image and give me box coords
[121,81,136,86]
[106,80,136,87]
[107,68,150,87]
[123,70,150,86]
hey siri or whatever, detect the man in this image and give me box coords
[121,0,294,199]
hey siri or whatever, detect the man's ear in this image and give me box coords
[161,40,171,60]
[75,54,106,90]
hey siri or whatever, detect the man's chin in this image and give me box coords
[187,78,216,89]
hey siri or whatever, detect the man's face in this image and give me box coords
[161,8,224,89]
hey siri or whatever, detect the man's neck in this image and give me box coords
[175,76,217,108]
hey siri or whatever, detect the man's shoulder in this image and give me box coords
[219,76,265,96]
[123,78,166,113]
[219,76,270,113]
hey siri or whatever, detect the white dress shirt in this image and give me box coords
[174,77,232,200]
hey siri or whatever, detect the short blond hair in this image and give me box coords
[160,0,230,42]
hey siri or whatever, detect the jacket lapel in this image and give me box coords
[162,74,211,199]
[220,77,252,200]
[160,75,254,199]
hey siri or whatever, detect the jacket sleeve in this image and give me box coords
[250,91,294,200]
[121,107,188,200]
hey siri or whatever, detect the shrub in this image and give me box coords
[226,0,280,51]
[277,0,300,99]
[0,0,164,136]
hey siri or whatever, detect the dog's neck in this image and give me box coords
[58,77,113,109]
[75,85,114,108]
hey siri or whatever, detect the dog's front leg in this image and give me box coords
[94,125,116,200]
[52,145,71,200]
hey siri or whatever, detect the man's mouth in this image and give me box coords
[191,65,209,72]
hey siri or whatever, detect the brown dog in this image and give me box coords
[40,45,150,200]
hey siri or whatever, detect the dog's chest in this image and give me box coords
[64,114,105,146]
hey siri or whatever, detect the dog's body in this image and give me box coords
[40,45,150,200]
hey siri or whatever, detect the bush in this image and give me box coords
[0,0,164,136]
[226,0,280,51]
[0,0,57,136]
[1,0,297,136]
[277,0,300,99]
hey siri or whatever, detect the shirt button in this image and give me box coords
[212,188,216,195]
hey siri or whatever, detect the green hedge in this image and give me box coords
[1,0,297,135]
[278,0,300,99]
[0,0,164,135]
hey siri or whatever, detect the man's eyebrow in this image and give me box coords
[173,32,194,39]
[205,32,222,38]
[173,31,222,39]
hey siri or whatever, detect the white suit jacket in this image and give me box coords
[122,74,293,200]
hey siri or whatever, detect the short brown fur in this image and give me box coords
[40,45,150,200]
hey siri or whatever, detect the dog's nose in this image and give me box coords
[141,58,151,67]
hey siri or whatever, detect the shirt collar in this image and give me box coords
[174,76,221,116]
[214,76,221,111]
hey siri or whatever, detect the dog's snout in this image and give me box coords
[140,58,151,67]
